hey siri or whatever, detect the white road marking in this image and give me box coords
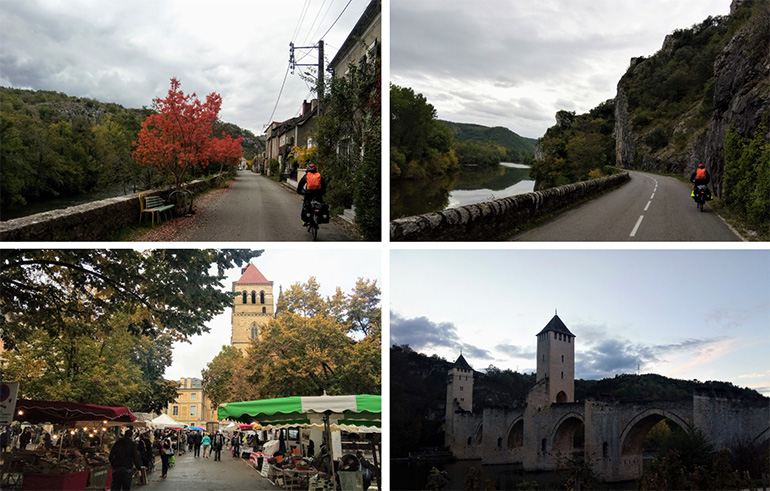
[644,201,651,211]
[630,216,644,237]
[650,193,655,199]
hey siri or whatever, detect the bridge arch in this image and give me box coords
[619,408,691,458]
[469,422,483,446]
[550,412,584,464]
[506,417,524,448]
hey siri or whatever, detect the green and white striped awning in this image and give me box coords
[217,394,380,429]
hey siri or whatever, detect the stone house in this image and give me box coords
[263,99,318,176]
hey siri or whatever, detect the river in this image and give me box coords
[391,460,637,490]
[0,184,140,221]
[390,162,534,220]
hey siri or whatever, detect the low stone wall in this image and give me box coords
[390,172,630,241]
[0,175,223,242]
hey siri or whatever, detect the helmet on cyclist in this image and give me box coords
[307,163,317,172]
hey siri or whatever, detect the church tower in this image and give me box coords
[231,263,274,352]
[535,313,575,403]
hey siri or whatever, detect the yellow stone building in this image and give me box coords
[166,377,210,428]
[231,263,274,352]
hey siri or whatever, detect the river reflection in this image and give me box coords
[391,460,637,491]
[390,163,533,220]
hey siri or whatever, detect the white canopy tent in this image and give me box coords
[151,413,183,429]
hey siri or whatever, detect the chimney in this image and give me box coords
[302,100,311,116]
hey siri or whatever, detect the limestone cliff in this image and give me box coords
[614,0,769,197]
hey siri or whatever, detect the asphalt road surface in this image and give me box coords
[180,171,353,241]
[141,449,280,490]
[511,171,742,241]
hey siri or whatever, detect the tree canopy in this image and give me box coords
[0,249,263,349]
[390,84,458,180]
[530,100,616,189]
[0,249,262,409]
[310,42,381,240]
[132,78,243,190]
[202,277,381,408]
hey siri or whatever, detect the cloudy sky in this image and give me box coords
[0,0,372,136]
[164,248,382,381]
[391,0,730,138]
[390,249,770,396]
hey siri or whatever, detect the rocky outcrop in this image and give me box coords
[701,6,770,196]
[614,1,769,197]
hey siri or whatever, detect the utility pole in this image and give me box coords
[289,40,325,115]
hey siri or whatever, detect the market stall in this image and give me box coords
[9,399,136,491]
[218,394,381,491]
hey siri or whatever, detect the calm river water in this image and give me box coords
[1,184,138,221]
[390,162,534,220]
[391,460,637,490]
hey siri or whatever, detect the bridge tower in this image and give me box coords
[536,313,575,403]
[446,354,474,415]
[231,263,274,352]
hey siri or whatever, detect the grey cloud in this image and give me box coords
[575,324,728,379]
[390,312,492,362]
[495,343,536,360]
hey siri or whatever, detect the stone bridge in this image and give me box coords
[444,318,770,482]
[447,386,769,482]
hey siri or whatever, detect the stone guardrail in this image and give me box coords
[0,175,224,242]
[390,172,630,241]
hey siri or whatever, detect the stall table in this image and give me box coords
[21,470,89,490]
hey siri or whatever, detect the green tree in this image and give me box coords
[201,345,258,408]
[390,84,459,180]
[0,249,263,350]
[311,42,381,240]
[531,100,615,188]
[243,277,380,398]
[723,124,770,233]
[2,314,178,411]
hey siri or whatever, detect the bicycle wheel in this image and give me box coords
[311,222,318,241]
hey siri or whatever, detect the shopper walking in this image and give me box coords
[201,433,211,458]
[212,431,225,461]
[160,434,174,478]
[193,431,202,457]
[109,429,141,490]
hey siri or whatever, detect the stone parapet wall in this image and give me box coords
[0,175,222,242]
[390,172,630,241]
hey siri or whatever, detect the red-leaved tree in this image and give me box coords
[132,78,243,191]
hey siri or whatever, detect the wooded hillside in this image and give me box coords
[0,87,264,210]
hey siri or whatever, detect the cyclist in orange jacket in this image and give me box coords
[690,163,710,188]
[296,163,327,225]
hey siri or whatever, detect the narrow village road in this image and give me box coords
[142,449,280,491]
[511,171,742,241]
[166,171,354,242]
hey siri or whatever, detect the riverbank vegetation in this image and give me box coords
[530,100,616,189]
[390,84,458,180]
[0,87,263,210]
[390,84,535,181]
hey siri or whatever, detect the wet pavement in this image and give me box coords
[141,448,281,490]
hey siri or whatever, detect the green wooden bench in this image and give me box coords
[140,194,174,226]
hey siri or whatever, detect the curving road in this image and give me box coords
[177,171,353,241]
[511,171,742,241]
